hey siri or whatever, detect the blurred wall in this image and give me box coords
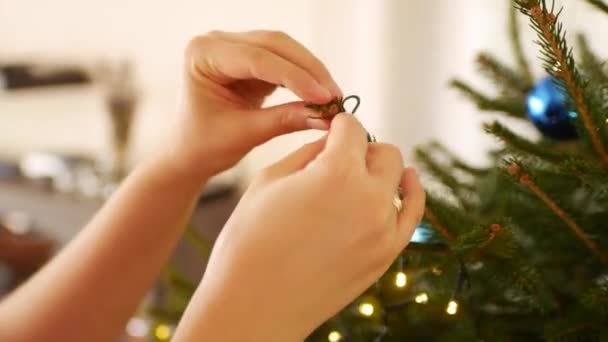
[2,0,608,183]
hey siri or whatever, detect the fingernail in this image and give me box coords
[306,117,330,130]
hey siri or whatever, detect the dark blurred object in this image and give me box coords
[101,60,138,180]
[0,63,90,90]
[0,160,21,180]
[0,211,54,293]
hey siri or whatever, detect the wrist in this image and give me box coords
[177,286,306,342]
[177,259,311,341]
[142,151,212,193]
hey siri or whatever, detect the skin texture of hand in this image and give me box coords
[168,30,342,181]
[173,114,426,341]
[0,31,341,342]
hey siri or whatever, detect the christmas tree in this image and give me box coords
[152,0,608,340]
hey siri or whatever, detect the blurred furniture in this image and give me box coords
[0,63,90,90]
[0,222,54,293]
[0,175,240,302]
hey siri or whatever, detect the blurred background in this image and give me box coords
[1,0,608,339]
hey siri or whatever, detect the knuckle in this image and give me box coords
[245,46,267,63]
[206,30,225,39]
[314,158,357,187]
[259,30,290,42]
[279,109,296,129]
[377,143,404,164]
[185,34,215,56]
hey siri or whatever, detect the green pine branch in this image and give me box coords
[156,262,196,323]
[454,224,518,260]
[585,0,608,15]
[557,156,606,184]
[577,34,608,87]
[509,1,534,83]
[476,52,532,95]
[515,0,608,168]
[161,263,196,296]
[504,161,608,264]
[184,225,212,260]
[450,79,528,118]
[545,317,604,341]
[428,141,490,177]
[147,306,182,324]
[424,195,478,241]
[416,147,477,211]
[582,283,608,315]
[484,121,567,163]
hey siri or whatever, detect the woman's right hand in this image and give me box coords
[174,114,426,341]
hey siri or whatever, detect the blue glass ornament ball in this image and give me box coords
[526,76,578,140]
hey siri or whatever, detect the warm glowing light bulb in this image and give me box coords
[446,300,458,315]
[414,292,429,304]
[154,324,172,341]
[395,271,407,288]
[328,330,342,342]
[358,302,375,316]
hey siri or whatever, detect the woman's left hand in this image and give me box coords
[165,30,342,184]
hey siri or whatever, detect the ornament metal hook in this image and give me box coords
[341,95,361,114]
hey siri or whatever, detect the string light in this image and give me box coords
[358,302,375,316]
[446,300,459,315]
[328,330,342,342]
[414,292,429,304]
[154,323,172,341]
[395,271,407,288]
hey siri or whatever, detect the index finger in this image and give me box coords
[208,30,342,98]
[186,36,332,103]
[323,114,369,162]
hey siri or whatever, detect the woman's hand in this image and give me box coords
[174,114,426,341]
[165,30,342,184]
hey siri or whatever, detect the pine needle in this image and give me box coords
[585,0,608,15]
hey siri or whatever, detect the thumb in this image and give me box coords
[247,101,330,145]
[263,136,327,179]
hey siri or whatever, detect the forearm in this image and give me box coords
[0,155,208,342]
